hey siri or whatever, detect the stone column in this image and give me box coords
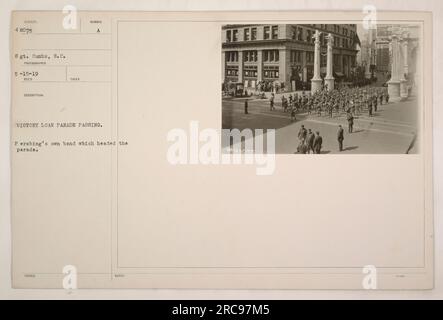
[221,51,226,83]
[403,38,409,75]
[324,33,335,91]
[257,50,263,82]
[301,51,307,82]
[279,48,290,91]
[399,38,408,99]
[238,51,243,83]
[311,30,322,94]
[387,35,401,102]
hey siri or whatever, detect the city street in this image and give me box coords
[222,92,419,154]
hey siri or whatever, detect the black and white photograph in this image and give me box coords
[222,23,421,154]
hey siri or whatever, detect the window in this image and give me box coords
[251,28,257,40]
[243,51,257,62]
[321,54,326,67]
[244,65,258,78]
[306,29,311,42]
[321,33,326,46]
[227,51,239,62]
[293,26,303,41]
[306,52,314,63]
[264,26,270,39]
[233,29,238,41]
[263,50,279,62]
[263,66,279,79]
[271,25,278,39]
[297,27,303,41]
[226,66,238,77]
[226,30,231,42]
[290,50,302,63]
[244,28,250,41]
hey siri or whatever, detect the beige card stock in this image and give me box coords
[10,11,433,289]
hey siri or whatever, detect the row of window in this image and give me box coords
[310,24,356,36]
[226,50,355,66]
[225,66,280,79]
[289,50,314,63]
[226,25,279,42]
[290,26,354,49]
[225,50,280,63]
[226,50,317,64]
[226,25,356,49]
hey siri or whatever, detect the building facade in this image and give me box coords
[356,27,377,78]
[375,24,420,79]
[222,24,359,91]
[376,41,390,72]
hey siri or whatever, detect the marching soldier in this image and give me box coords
[291,105,296,122]
[347,110,354,133]
[270,93,275,111]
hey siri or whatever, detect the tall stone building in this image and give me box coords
[222,24,359,91]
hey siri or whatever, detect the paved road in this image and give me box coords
[222,94,419,154]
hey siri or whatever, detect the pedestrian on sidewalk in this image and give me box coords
[244,99,249,114]
[337,125,344,152]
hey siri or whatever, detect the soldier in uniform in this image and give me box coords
[347,110,354,133]
[298,125,307,141]
[244,99,249,114]
[291,105,296,122]
[306,129,315,154]
[270,93,275,111]
[337,125,344,152]
[313,131,323,154]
